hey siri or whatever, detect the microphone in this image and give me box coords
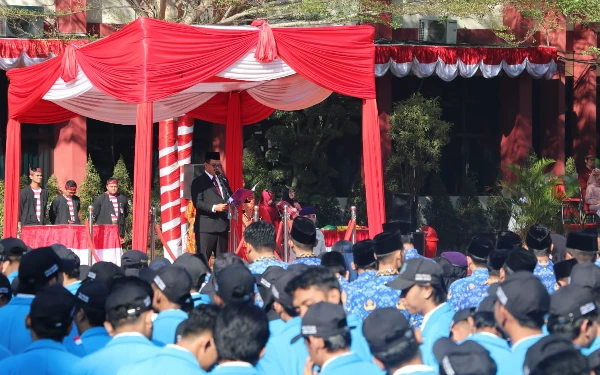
[214,170,232,200]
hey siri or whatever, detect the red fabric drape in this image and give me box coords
[362,99,385,237]
[131,103,154,252]
[3,119,21,238]
[188,92,275,126]
[225,92,243,192]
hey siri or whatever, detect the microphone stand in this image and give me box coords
[215,171,235,252]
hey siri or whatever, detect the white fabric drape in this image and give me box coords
[248,74,332,111]
[216,48,296,81]
[0,51,54,70]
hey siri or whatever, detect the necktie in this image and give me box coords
[212,177,222,197]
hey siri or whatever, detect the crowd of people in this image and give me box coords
[3,204,600,374]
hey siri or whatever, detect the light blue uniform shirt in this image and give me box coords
[64,280,82,295]
[257,314,372,375]
[73,333,161,375]
[466,333,511,375]
[248,258,288,274]
[447,268,489,312]
[319,352,383,375]
[212,362,261,375]
[0,295,34,354]
[7,271,18,285]
[581,336,600,356]
[290,257,321,266]
[152,309,189,346]
[0,339,80,375]
[268,319,286,338]
[533,260,556,296]
[420,303,454,370]
[0,344,11,360]
[191,292,211,307]
[117,344,205,375]
[503,335,544,375]
[64,326,111,357]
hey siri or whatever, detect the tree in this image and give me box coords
[79,156,104,221]
[44,174,61,223]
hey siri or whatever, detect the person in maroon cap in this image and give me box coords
[92,177,129,240]
[19,167,47,226]
[50,180,81,225]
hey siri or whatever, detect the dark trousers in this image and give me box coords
[196,231,228,260]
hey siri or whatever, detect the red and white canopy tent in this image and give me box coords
[2,18,385,251]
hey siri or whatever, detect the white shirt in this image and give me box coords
[113,332,146,339]
[320,352,353,372]
[421,302,447,332]
[206,170,224,213]
[393,364,436,374]
[216,361,253,368]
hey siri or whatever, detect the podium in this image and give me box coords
[20,224,122,266]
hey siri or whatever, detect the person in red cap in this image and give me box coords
[92,177,129,240]
[579,149,596,198]
[19,167,48,226]
[50,180,81,225]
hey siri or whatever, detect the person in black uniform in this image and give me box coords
[19,167,47,226]
[50,180,81,225]
[191,152,231,260]
[92,177,129,240]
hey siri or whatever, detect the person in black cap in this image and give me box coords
[450,308,475,342]
[349,240,377,280]
[362,307,436,375]
[290,302,382,375]
[0,285,79,374]
[483,247,512,288]
[191,151,231,259]
[245,221,288,275]
[85,261,125,285]
[500,247,538,281]
[149,256,171,271]
[257,266,288,334]
[570,262,600,357]
[151,264,193,345]
[496,230,522,251]
[64,280,111,357]
[51,243,82,295]
[494,271,550,374]
[547,284,598,350]
[74,276,160,375]
[211,303,269,375]
[214,263,256,306]
[0,237,28,285]
[300,206,327,256]
[433,337,497,375]
[566,231,599,264]
[0,274,11,308]
[199,253,243,300]
[388,258,453,369]
[121,250,149,271]
[289,216,320,266]
[320,252,350,293]
[554,258,577,290]
[525,224,556,294]
[264,267,305,339]
[174,253,211,307]
[523,334,589,375]
[448,236,494,312]
[0,247,61,354]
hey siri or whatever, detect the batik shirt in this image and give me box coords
[345,270,409,321]
[534,259,556,295]
[290,255,321,266]
[447,268,490,312]
[248,257,288,275]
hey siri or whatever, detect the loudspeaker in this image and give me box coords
[411,232,425,256]
[390,193,417,232]
[182,164,205,200]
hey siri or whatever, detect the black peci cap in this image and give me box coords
[487,248,512,271]
[352,240,376,269]
[19,247,61,286]
[362,307,415,353]
[569,262,600,290]
[467,237,494,259]
[215,264,255,304]
[291,302,354,343]
[153,265,193,305]
[524,335,585,375]
[496,231,522,250]
[566,232,598,253]
[526,225,552,251]
[553,259,577,281]
[291,217,317,246]
[496,271,550,320]
[105,277,153,321]
[433,338,496,375]
[76,280,110,313]
[205,152,220,161]
[549,284,596,321]
[387,258,444,291]
[30,285,76,330]
[503,248,537,274]
[374,231,403,256]
[87,261,125,284]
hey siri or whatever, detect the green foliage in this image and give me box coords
[150,175,164,257]
[79,156,103,221]
[561,157,581,199]
[44,174,60,223]
[309,195,342,228]
[243,136,278,193]
[345,179,367,226]
[486,194,511,233]
[386,93,453,197]
[20,175,28,189]
[112,156,133,248]
[422,174,459,251]
[456,174,490,247]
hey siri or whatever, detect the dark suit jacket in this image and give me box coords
[49,195,81,224]
[19,186,48,225]
[191,173,230,234]
[92,192,129,236]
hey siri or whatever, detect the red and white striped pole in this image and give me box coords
[177,115,195,251]
[158,119,181,262]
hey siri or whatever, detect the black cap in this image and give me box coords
[205,151,220,161]
[467,237,494,259]
[149,257,171,271]
[257,266,287,307]
[496,271,550,320]
[105,277,153,320]
[0,238,27,259]
[487,248,512,271]
[549,284,596,321]
[271,268,303,311]
[451,308,475,327]
[566,232,598,252]
[496,231,522,250]
[87,261,126,284]
[215,264,255,304]
[553,259,577,280]
[121,250,149,269]
[79,265,91,281]
[433,338,496,375]
[476,295,496,314]
[0,274,12,298]
[291,217,317,245]
[76,280,109,313]
[387,258,444,291]
[374,231,403,256]
[352,240,376,268]
[19,247,61,285]
[51,244,80,273]
[291,302,354,343]
[174,253,210,289]
[362,307,415,353]
[321,252,346,270]
[524,335,584,375]
[569,262,600,290]
[503,248,537,274]
[30,285,76,330]
[138,267,157,285]
[526,225,552,251]
[153,265,193,305]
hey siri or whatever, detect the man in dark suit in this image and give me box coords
[191,152,231,259]
[49,180,81,224]
[92,177,129,240]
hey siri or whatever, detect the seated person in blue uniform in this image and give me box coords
[320,252,350,294]
[525,225,557,295]
[73,276,160,375]
[493,271,549,375]
[289,217,321,266]
[51,244,82,295]
[449,308,475,343]
[174,253,211,306]
[0,238,27,285]
[553,259,577,290]
[65,280,111,356]
[547,284,598,351]
[565,231,599,264]
[0,284,80,374]
[433,338,496,375]
[245,221,288,274]
[523,334,589,375]
[569,262,600,355]
[211,303,269,375]
[213,263,256,306]
[151,264,193,346]
[257,266,288,337]
[388,258,453,369]
[0,247,61,354]
[118,305,221,375]
[447,236,494,311]
[0,273,12,308]
[363,308,437,375]
[291,302,383,375]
